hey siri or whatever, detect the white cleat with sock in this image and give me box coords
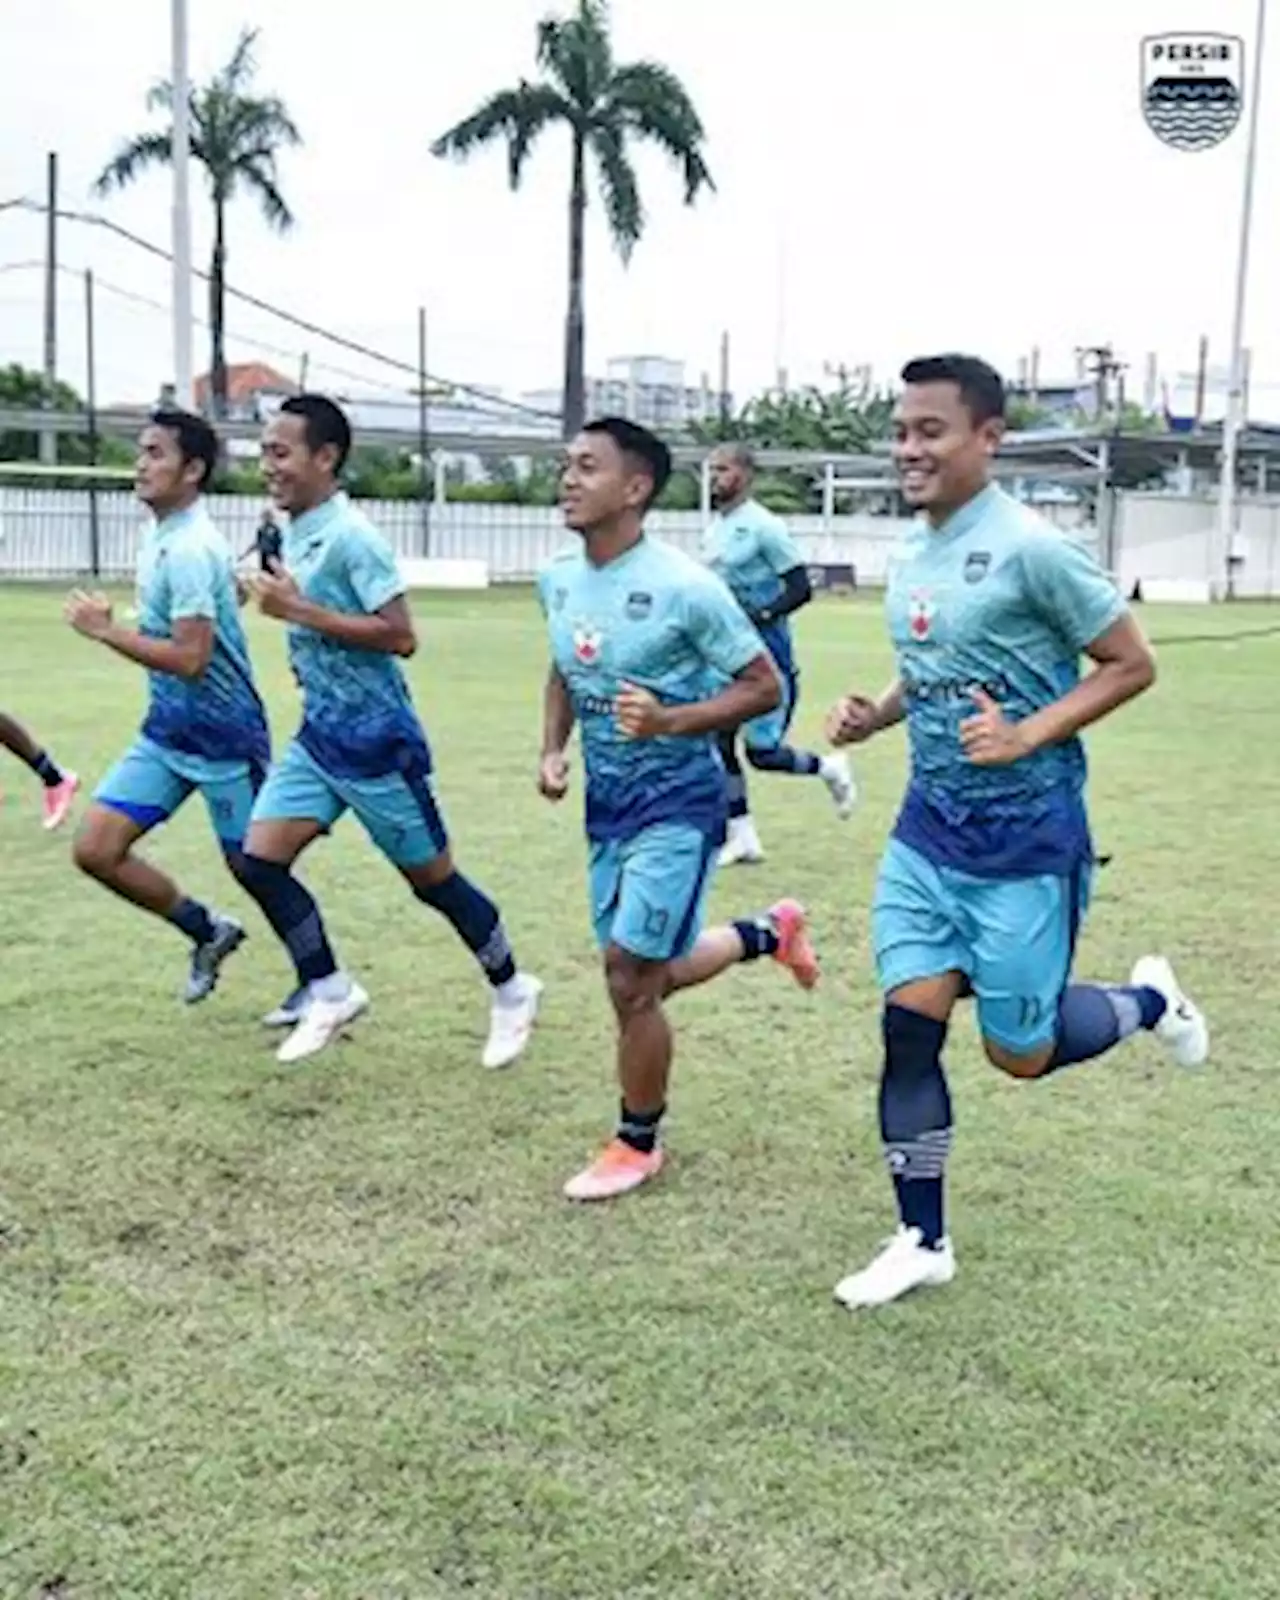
[718,814,765,867]
[1130,954,1209,1068]
[276,976,370,1065]
[482,972,544,1069]
[819,752,857,819]
[834,1226,956,1309]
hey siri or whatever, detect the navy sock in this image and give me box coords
[26,749,64,787]
[1046,983,1167,1072]
[236,854,338,984]
[733,914,780,962]
[880,1004,953,1248]
[746,745,823,777]
[617,1100,664,1154]
[416,871,517,987]
[169,896,216,946]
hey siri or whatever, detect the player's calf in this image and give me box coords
[834,1002,957,1311]
[235,851,365,1061]
[743,741,857,820]
[74,805,244,1001]
[982,966,1208,1079]
[407,856,542,1070]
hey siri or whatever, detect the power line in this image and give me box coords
[2,196,560,422]
[0,258,411,397]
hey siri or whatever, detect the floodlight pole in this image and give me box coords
[171,0,195,410]
[1215,0,1266,600]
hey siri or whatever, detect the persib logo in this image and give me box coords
[1142,33,1244,152]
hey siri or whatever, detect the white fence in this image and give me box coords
[2,486,1278,597]
[0,488,916,585]
[1114,492,1280,599]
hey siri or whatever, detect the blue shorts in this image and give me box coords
[250,738,448,870]
[742,669,797,753]
[872,836,1092,1053]
[589,821,718,962]
[95,736,261,848]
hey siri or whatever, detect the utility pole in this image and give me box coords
[40,151,58,465]
[1075,344,1125,424]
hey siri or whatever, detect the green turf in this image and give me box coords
[1,584,1277,1599]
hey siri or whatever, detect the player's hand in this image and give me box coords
[615,682,671,739]
[64,588,113,640]
[826,693,879,746]
[246,561,302,622]
[959,689,1031,765]
[538,750,570,802]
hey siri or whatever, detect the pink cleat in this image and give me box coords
[563,1138,665,1202]
[42,772,80,831]
[770,898,820,990]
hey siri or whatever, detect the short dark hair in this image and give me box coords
[149,407,220,490]
[582,416,673,508]
[900,354,1006,426]
[280,393,353,473]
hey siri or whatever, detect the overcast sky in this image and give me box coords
[0,0,1270,413]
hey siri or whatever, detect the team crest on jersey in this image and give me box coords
[573,621,604,664]
[908,588,937,641]
[963,551,991,584]
[625,590,653,620]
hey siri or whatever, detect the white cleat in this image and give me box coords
[275,979,370,1065]
[1130,955,1209,1068]
[718,815,765,867]
[819,752,857,819]
[833,1226,956,1309]
[482,973,544,1070]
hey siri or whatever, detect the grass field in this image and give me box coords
[1,583,1278,1599]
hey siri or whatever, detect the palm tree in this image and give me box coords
[93,27,300,418]
[432,0,713,437]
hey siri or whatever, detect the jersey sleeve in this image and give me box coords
[342,524,405,614]
[757,513,804,575]
[684,573,767,678]
[165,541,218,621]
[1021,533,1127,653]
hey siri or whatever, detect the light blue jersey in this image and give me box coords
[538,536,764,841]
[137,500,270,774]
[885,484,1126,878]
[701,498,804,677]
[283,492,429,780]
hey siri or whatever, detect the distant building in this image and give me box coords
[194,361,299,421]
[523,354,731,432]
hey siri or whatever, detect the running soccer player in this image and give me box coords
[826,354,1209,1309]
[702,443,855,866]
[65,409,267,1001]
[0,712,78,828]
[540,417,820,1203]
[242,393,542,1068]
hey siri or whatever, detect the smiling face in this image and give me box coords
[892,380,1003,521]
[559,429,654,535]
[260,413,337,516]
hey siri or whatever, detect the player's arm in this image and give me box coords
[1013,612,1154,753]
[249,530,417,656]
[542,664,576,754]
[1017,537,1153,750]
[64,546,217,680]
[963,538,1154,764]
[827,678,905,745]
[752,520,812,625]
[616,580,780,739]
[276,590,417,657]
[655,654,780,735]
